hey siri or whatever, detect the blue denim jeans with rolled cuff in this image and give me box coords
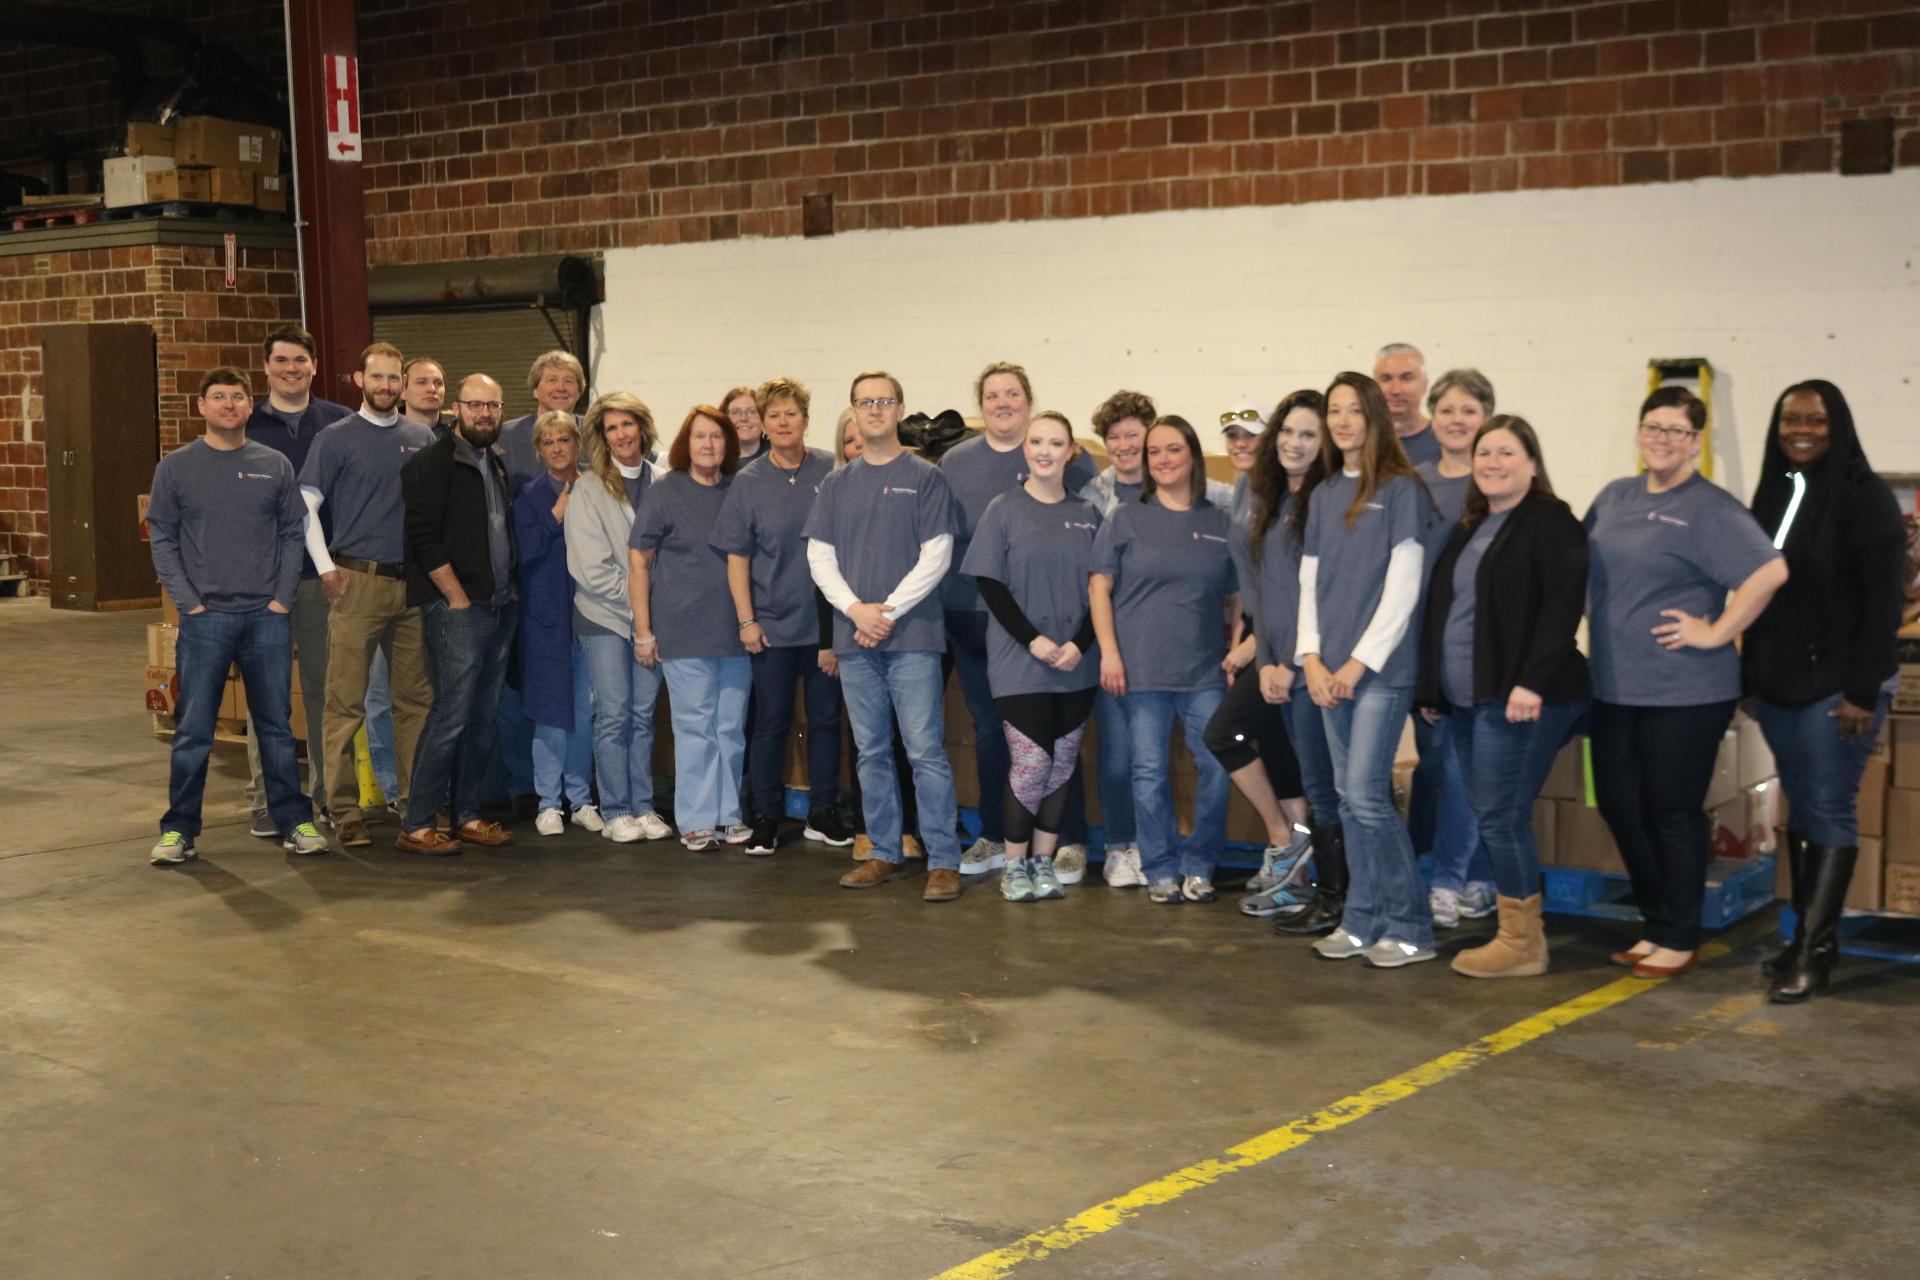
[1093,689,1136,848]
[531,639,596,812]
[404,598,517,830]
[579,631,662,821]
[748,643,843,818]
[165,606,308,839]
[1449,698,1586,900]
[1321,679,1431,948]
[839,648,961,869]
[662,655,752,834]
[1286,688,1341,829]
[1425,714,1495,893]
[1754,688,1893,848]
[1123,686,1230,886]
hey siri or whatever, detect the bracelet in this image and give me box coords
[634,634,657,647]
[738,617,757,629]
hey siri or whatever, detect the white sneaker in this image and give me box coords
[571,804,605,833]
[719,822,753,845]
[1456,881,1498,919]
[1102,845,1146,888]
[150,831,197,866]
[959,837,1006,876]
[604,814,643,844]
[633,811,673,841]
[1429,886,1462,929]
[535,808,564,837]
[1364,938,1438,969]
[1053,843,1088,884]
[1180,875,1216,903]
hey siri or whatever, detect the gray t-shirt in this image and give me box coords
[939,435,1096,611]
[148,439,305,613]
[1583,472,1779,706]
[1399,425,1442,468]
[1253,490,1306,686]
[1305,472,1428,688]
[1442,507,1511,707]
[628,469,743,660]
[708,448,834,650]
[802,451,956,656]
[960,487,1102,697]
[1091,496,1237,693]
[298,412,436,564]
[1416,460,1473,558]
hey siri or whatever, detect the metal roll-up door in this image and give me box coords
[370,309,576,422]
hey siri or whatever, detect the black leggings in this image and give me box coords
[1201,669,1304,798]
[995,688,1096,846]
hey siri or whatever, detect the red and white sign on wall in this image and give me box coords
[325,55,361,161]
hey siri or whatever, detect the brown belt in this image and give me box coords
[333,554,403,580]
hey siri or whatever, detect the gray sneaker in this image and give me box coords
[1364,937,1438,969]
[1240,878,1316,918]
[1311,929,1370,960]
[281,822,330,856]
[1246,827,1312,893]
[1456,882,1498,919]
[1000,861,1037,902]
[1429,885,1463,929]
[150,831,197,866]
[1029,859,1065,900]
[249,809,278,839]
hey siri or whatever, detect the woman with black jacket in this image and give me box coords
[1416,416,1589,978]
[1745,380,1905,1003]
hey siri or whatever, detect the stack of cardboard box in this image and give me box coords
[102,116,286,213]
[145,596,292,737]
[1880,719,1920,913]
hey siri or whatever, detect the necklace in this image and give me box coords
[769,451,804,485]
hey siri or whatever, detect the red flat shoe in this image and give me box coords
[1609,949,1651,967]
[1631,953,1700,979]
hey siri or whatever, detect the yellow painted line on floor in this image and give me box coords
[933,914,1776,1280]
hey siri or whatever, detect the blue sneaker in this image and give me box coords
[1246,826,1312,893]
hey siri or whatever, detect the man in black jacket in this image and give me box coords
[396,373,519,855]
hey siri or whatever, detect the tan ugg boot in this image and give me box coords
[1451,893,1549,978]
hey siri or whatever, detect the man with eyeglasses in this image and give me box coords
[806,371,967,901]
[237,324,352,836]
[1374,342,1442,467]
[298,341,438,848]
[148,368,328,867]
[393,374,520,855]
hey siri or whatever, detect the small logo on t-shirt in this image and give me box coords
[400,444,422,454]
[1192,531,1228,544]
[882,485,918,495]
[238,470,276,480]
[1064,520,1096,531]
[1364,502,1385,511]
[1647,511,1690,528]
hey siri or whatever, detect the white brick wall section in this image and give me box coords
[596,169,1920,514]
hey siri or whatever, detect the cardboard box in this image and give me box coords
[206,167,255,205]
[1552,798,1621,872]
[161,592,181,626]
[1885,787,1920,865]
[175,115,283,173]
[1532,798,1556,861]
[1893,718,1920,790]
[124,121,176,157]
[1734,712,1775,791]
[145,665,178,714]
[1848,837,1884,911]
[146,622,178,669]
[1709,796,1755,860]
[1857,755,1889,840]
[146,166,209,203]
[1539,738,1586,802]
[1704,728,1740,811]
[1746,780,1778,854]
[104,154,173,208]
[255,173,287,213]
[1894,625,1920,715]
[1883,862,1920,915]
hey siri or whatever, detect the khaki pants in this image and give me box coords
[323,568,431,823]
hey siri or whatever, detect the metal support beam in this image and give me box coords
[285,0,368,404]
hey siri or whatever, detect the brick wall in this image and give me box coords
[357,0,1920,265]
[0,242,301,593]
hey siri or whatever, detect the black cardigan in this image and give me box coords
[1415,490,1590,712]
[401,431,517,607]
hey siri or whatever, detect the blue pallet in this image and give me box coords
[1779,907,1920,965]
[1542,855,1775,928]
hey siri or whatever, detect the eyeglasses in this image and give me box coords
[1637,422,1698,442]
[460,400,505,412]
[1220,410,1265,428]
[854,397,899,411]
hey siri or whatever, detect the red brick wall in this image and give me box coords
[357,0,1920,265]
[0,243,301,593]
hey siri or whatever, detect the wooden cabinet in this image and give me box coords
[42,323,160,611]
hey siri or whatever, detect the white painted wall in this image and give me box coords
[595,170,1920,513]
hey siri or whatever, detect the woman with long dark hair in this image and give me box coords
[1585,386,1786,978]
[1416,416,1589,977]
[1745,380,1904,1002]
[1295,372,1435,967]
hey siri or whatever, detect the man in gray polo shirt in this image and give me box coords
[298,341,437,848]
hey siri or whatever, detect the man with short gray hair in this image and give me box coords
[1374,342,1440,467]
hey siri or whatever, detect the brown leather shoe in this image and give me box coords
[923,868,961,902]
[840,858,910,889]
[454,819,512,847]
[335,816,372,848]
[396,827,462,856]
[1609,945,1653,967]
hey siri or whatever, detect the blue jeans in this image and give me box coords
[532,640,595,811]
[496,681,536,798]
[405,599,517,830]
[839,649,961,869]
[749,644,843,816]
[1093,689,1136,847]
[1124,687,1229,885]
[165,607,307,838]
[945,610,1010,840]
[663,656,752,833]
[364,648,400,800]
[580,632,662,820]
[1449,699,1586,899]
[1426,716,1494,893]
[1754,690,1893,847]
[1322,681,1431,947]
[1286,690,1341,827]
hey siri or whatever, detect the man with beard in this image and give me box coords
[393,374,519,854]
[298,342,438,847]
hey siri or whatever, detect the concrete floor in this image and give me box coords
[2,598,1915,1280]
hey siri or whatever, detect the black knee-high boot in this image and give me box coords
[1762,830,1811,978]
[1769,843,1857,1004]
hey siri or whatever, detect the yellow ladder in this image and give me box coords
[1646,357,1715,479]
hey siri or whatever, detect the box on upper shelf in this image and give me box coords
[174,115,282,173]
[104,155,174,208]
[124,121,176,157]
